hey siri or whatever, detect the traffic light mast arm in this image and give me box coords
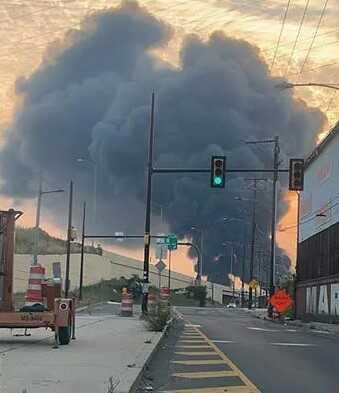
[153,168,289,173]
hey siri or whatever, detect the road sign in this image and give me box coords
[249,279,259,290]
[52,262,61,281]
[165,234,177,250]
[155,243,168,260]
[115,232,124,242]
[156,234,166,244]
[269,289,293,313]
[155,260,166,273]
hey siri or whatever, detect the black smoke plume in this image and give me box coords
[0,1,324,283]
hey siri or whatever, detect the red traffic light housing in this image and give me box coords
[289,159,304,191]
[211,156,226,188]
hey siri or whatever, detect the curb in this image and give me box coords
[246,309,339,334]
[117,316,175,393]
[76,301,106,313]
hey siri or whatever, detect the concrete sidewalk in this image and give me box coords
[0,305,164,393]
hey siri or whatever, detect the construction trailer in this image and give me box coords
[0,209,75,346]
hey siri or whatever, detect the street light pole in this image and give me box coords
[241,229,246,308]
[248,182,257,310]
[276,81,339,91]
[76,158,97,234]
[142,92,155,315]
[65,180,73,298]
[270,137,280,299]
[33,176,64,266]
[79,201,86,300]
[33,176,43,266]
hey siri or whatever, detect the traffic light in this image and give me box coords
[289,158,304,191]
[211,156,226,188]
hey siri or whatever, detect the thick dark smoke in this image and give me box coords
[0,1,324,283]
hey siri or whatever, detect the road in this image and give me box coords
[139,307,339,393]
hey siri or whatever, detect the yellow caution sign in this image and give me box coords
[249,279,259,290]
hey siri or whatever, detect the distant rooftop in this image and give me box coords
[305,122,339,169]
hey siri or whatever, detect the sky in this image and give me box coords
[0,0,337,277]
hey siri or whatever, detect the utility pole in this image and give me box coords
[168,249,172,289]
[241,235,246,308]
[246,178,266,309]
[269,137,280,299]
[79,201,86,300]
[245,137,280,315]
[142,92,155,315]
[248,180,257,309]
[65,180,73,298]
[231,246,235,302]
[33,175,42,266]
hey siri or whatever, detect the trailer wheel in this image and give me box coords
[58,327,71,345]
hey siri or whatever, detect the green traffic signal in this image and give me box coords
[211,155,226,188]
[213,176,223,186]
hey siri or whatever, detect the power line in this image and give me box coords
[0,0,79,25]
[262,27,339,55]
[285,0,310,75]
[299,0,330,75]
[271,0,292,72]
[267,38,339,65]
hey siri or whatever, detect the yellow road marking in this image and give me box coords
[162,387,256,392]
[183,330,198,333]
[176,345,212,349]
[174,352,221,356]
[178,340,207,343]
[171,360,228,365]
[173,371,237,379]
[189,327,261,392]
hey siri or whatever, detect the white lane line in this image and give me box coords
[286,329,297,332]
[312,330,330,334]
[247,327,279,332]
[185,324,201,328]
[271,342,316,347]
[212,340,235,344]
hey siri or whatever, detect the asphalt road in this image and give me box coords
[139,307,339,393]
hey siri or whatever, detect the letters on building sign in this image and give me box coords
[305,283,339,316]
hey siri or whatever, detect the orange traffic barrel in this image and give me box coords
[148,292,157,315]
[25,264,45,306]
[160,287,170,302]
[121,291,133,317]
[159,287,171,315]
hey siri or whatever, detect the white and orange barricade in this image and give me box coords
[148,292,157,315]
[120,289,133,317]
[159,287,171,315]
[25,264,45,306]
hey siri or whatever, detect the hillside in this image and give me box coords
[15,227,101,255]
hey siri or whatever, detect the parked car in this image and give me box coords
[226,302,237,308]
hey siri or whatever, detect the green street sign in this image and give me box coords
[165,234,177,250]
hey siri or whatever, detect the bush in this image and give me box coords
[145,306,171,332]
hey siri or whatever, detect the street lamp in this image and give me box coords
[76,158,97,231]
[191,217,230,280]
[222,242,236,302]
[276,81,339,91]
[191,226,204,281]
[33,178,64,265]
